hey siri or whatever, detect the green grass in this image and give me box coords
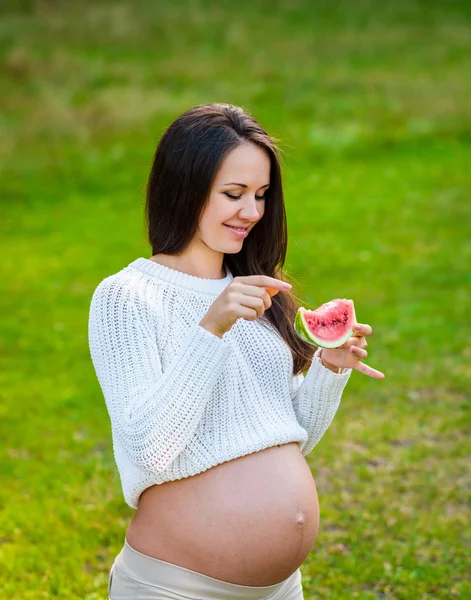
[1,0,470,598]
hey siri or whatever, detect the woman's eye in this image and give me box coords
[224,192,266,201]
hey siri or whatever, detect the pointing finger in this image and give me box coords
[354,361,385,379]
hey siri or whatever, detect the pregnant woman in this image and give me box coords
[88,103,384,600]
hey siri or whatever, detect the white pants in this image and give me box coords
[108,537,304,599]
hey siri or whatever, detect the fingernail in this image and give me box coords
[282,283,292,289]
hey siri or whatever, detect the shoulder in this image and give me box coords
[89,268,159,328]
[91,270,134,307]
[90,265,175,333]
[91,265,161,306]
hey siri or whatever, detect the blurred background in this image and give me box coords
[1,1,470,598]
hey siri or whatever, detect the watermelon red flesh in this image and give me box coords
[294,299,356,348]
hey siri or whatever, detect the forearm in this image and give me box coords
[291,348,352,456]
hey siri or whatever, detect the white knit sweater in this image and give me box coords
[88,257,352,509]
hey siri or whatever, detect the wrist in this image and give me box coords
[316,347,347,374]
[199,318,226,339]
[320,353,340,373]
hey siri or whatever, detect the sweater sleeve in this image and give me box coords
[291,348,352,457]
[88,277,233,472]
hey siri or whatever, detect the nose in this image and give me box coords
[238,196,262,221]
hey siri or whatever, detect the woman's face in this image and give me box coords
[197,141,270,253]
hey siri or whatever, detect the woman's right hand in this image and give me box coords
[199,275,292,338]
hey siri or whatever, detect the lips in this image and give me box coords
[223,224,249,238]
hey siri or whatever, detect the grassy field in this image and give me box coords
[1,1,470,598]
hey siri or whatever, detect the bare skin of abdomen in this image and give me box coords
[125,442,320,587]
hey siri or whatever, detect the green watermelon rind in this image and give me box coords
[294,304,355,349]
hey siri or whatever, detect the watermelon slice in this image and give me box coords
[294,299,356,348]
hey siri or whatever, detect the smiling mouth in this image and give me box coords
[223,224,249,231]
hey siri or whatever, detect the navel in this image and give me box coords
[295,512,305,527]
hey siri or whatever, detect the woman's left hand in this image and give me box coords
[321,323,385,379]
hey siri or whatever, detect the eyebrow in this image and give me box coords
[223,182,270,188]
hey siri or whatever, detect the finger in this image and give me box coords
[353,361,385,379]
[351,346,368,359]
[340,336,367,350]
[239,275,292,292]
[353,323,373,336]
[349,335,368,347]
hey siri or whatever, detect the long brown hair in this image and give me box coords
[145,102,315,375]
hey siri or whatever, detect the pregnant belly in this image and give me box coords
[125,442,320,587]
